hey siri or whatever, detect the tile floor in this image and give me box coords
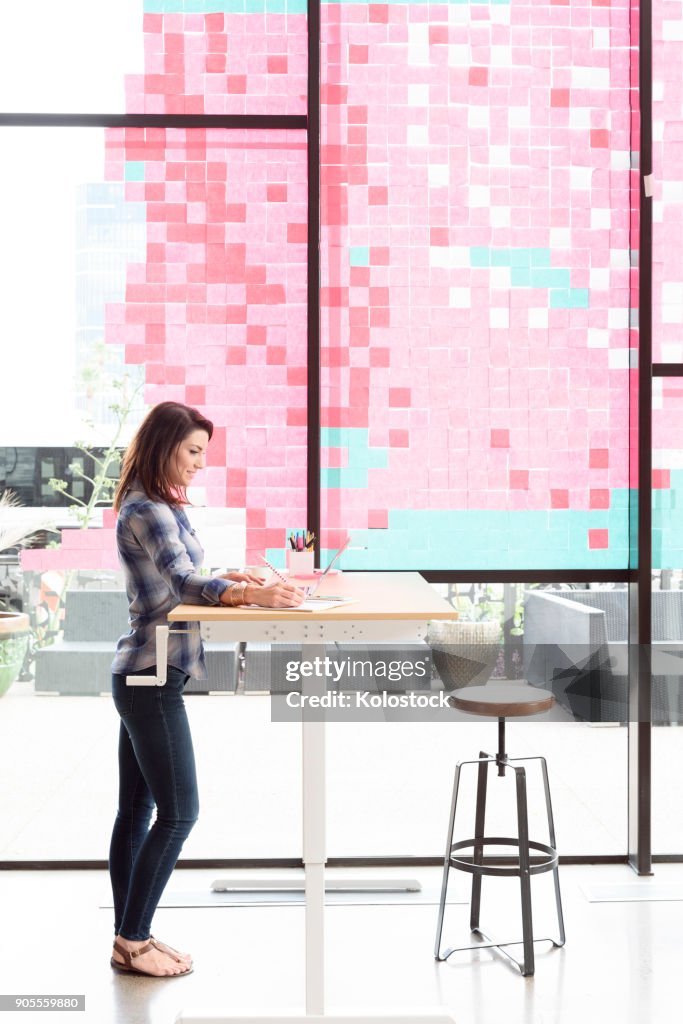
[1,863,682,1024]
[2,678,683,1024]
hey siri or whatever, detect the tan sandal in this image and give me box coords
[150,935,192,964]
[110,938,193,977]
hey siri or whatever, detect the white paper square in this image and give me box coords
[407,124,429,147]
[469,184,490,207]
[571,67,610,90]
[608,348,630,370]
[591,208,611,229]
[608,308,630,330]
[450,246,470,267]
[448,6,468,25]
[610,249,631,269]
[590,268,610,290]
[529,308,549,328]
[662,343,683,361]
[490,266,510,289]
[567,107,591,128]
[468,106,490,128]
[570,165,593,190]
[610,150,631,171]
[490,3,511,23]
[428,164,450,188]
[662,282,683,305]
[489,307,510,328]
[489,145,511,168]
[447,44,470,67]
[662,304,683,324]
[490,46,512,68]
[449,287,471,308]
[550,228,570,248]
[662,181,683,201]
[663,20,683,41]
[407,24,430,65]
[587,328,609,348]
[408,84,429,107]
[508,106,530,127]
[429,247,451,269]
[490,206,511,227]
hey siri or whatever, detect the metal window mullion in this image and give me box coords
[307,0,321,561]
[0,113,306,129]
[630,0,653,876]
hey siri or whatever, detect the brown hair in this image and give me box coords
[114,401,214,512]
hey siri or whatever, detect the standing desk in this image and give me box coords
[163,572,457,1024]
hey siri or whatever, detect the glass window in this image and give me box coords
[320,0,633,571]
[652,378,683,853]
[0,1,647,865]
[0,128,140,447]
[326,581,627,858]
[0,579,627,859]
[2,126,308,559]
[0,0,307,116]
[652,0,683,364]
[0,123,309,860]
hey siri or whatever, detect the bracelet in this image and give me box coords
[229,581,248,607]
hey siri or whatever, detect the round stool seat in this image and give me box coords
[448,682,555,718]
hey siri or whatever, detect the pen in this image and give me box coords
[259,554,290,585]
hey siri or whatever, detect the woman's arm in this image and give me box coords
[126,500,231,605]
[126,500,306,608]
[219,578,307,608]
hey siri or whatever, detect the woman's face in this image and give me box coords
[169,429,209,489]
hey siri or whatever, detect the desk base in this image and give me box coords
[177,1012,456,1024]
[211,878,422,894]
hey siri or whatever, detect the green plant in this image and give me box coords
[0,490,54,560]
[44,373,144,639]
[0,491,55,626]
[48,377,142,525]
[0,493,51,689]
[511,582,526,637]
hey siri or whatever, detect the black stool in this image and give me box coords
[434,683,566,976]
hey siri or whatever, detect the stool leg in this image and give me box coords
[539,756,566,946]
[514,765,535,976]
[470,751,489,931]
[434,761,463,960]
[497,717,506,777]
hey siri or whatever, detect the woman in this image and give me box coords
[109,401,305,977]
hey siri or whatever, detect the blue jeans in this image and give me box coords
[108,665,199,940]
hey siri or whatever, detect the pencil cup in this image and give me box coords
[286,550,315,576]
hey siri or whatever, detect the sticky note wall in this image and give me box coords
[97,0,645,569]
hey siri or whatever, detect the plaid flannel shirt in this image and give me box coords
[111,485,231,680]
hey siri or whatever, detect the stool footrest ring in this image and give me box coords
[448,836,558,877]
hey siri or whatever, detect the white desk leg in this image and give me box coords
[176,633,455,1024]
[302,646,327,1016]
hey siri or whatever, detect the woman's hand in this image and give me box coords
[220,571,266,587]
[244,579,307,608]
